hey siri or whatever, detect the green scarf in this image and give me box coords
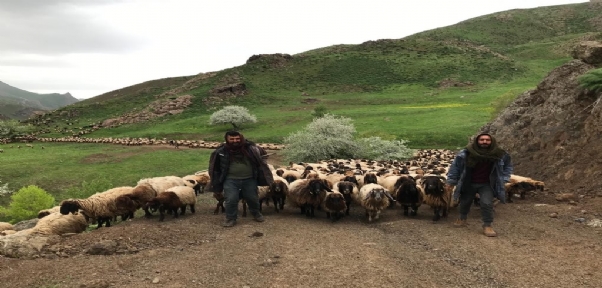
[465,133,506,168]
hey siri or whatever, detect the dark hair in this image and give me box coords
[224,131,242,140]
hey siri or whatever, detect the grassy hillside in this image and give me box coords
[25,3,602,149]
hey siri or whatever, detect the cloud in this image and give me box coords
[0,0,142,55]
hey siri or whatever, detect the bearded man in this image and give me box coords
[208,131,274,227]
[446,133,513,237]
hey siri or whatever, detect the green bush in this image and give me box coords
[578,68,602,94]
[311,105,328,118]
[0,185,55,223]
[353,137,415,161]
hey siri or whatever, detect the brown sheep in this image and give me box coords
[145,186,196,221]
[394,176,423,217]
[421,175,450,221]
[287,178,332,218]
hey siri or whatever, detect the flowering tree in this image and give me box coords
[208,105,257,130]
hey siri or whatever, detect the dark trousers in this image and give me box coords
[223,177,260,220]
[459,183,494,227]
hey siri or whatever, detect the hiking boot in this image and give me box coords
[453,219,467,227]
[483,226,497,237]
[222,219,236,227]
[253,213,265,223]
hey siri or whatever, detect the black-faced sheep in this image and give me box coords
[332,181,358,216]
[37,206,61,219]
[183,174,211,195]
[321,191,347,222]
[258,176,289,213]
[287,178,332,218]
[145,186,196,221]
[394,176,423,217]
[281,169,302,184]
[59,186,138,228]
[421,175,450,221]
[354,183,390,222]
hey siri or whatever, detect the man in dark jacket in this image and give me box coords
[208,131,274,227]
[446,133,513,237]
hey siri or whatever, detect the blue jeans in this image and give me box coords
[223,178,260,220]
[459,183,494,227]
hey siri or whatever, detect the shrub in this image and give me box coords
[283,114,357,162]
[208,105,257,130]
[578,68,602,94]
[0,185,55,223]
[353,137,415,161]
[0,179,12,197]
[311,105,328,118]
[0,120,33,141]
[283,114,415,162]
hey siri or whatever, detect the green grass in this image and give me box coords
[0,143,212,207]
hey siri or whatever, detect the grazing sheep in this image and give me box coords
[421,175,450,221]
[146,186,196,221]
[258,176,289,213]
[137,176,187,194]
[37,206,61,219]
[321,191,347,222]
[122,183,159,218]
[60,186,138,228]
[32,212,88,235]
[287,178,332,218]
[394,176,423,217]
[332,181,358,216]
[0,149,3,153]
[0,222,14,232]
[355,183,390,222]
[505,181,537,203]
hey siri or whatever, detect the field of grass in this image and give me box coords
[0,143,213,213]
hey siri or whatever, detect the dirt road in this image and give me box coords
[1,191,601,288]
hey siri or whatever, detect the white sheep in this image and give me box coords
[0,222,14,232]
[354,183,390,222]
[182,174,210,195]
[31,212,88,235]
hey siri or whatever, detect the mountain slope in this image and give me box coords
[25,2,602,147]
[0,81,79,120]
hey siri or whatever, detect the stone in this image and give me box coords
[12,219,39,231]
[571,41,602,65]
[555,193,576,202]
[152,277,160,284]
[86,240,118,255]
[549,212,558,218]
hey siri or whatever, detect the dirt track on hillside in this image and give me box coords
[1,188,601,288]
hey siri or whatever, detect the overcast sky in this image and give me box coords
[0,0,587,99]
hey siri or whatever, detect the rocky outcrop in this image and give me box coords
[571,41,602,65]
[482,55,602,195]
[101,95,193,127]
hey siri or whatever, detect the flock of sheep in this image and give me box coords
[0,149,545,239]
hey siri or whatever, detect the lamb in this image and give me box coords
[60,186,138,228]
[0,222,14,232]
[287,178,332,218]
[212,192,248,217]
[393,176,423,217]
[183,174,211,195]
[332,181,358,216]
[421,175,450,221]
[145,186,196,221]
[38,206,61,218]
[321,191,347,222]
[258,176,289,212]
[354,183,390,222]
[31,212,88,235]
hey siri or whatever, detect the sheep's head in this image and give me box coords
[145,198,161,212]
[342,176,359,186]
[115,195,136,212]
[422,176,444,195]
[276,169,285,177]
[337,182,354,195]
[59,200,80,215]
[365,188,386,201]
[284,175,297,184]
[271,180,288,194]
[364,173,378,184]
[308,179,331,196]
